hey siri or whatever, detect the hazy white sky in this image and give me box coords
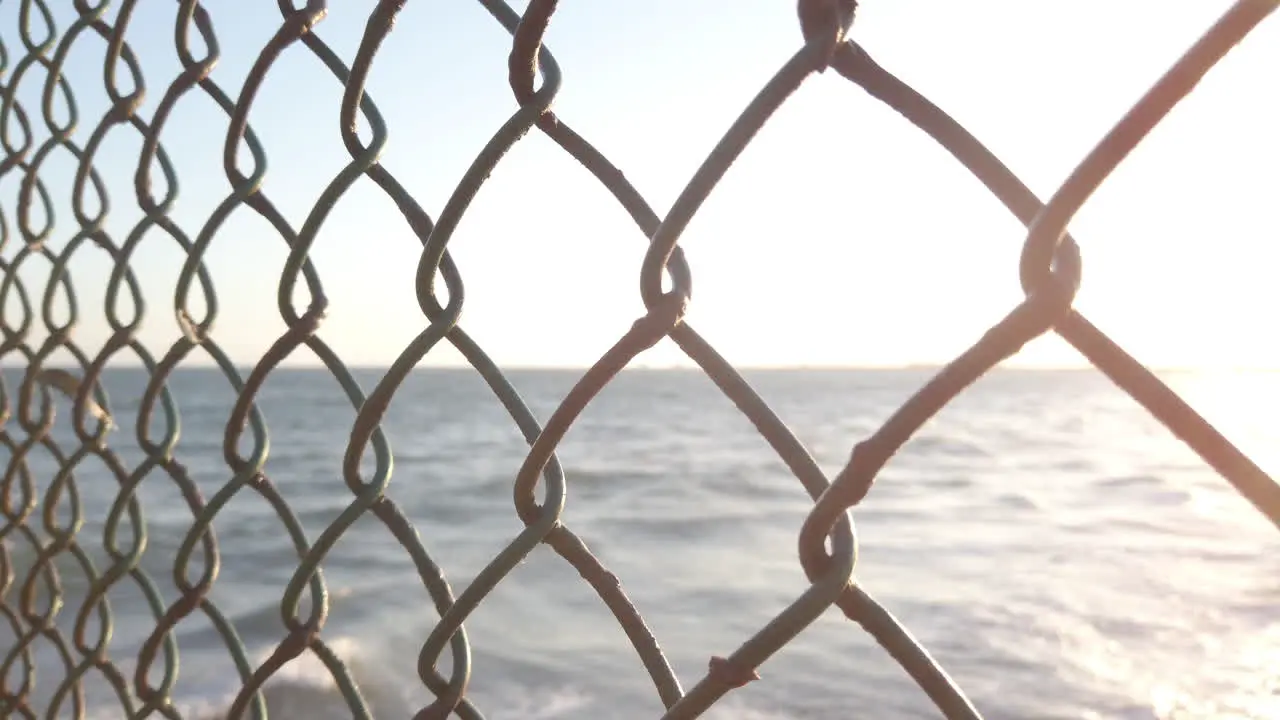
[2,1,1277,370]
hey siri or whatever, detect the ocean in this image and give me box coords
[1,367,1276,719]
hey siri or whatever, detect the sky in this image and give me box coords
[0,0,1276,371]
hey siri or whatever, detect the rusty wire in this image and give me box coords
[0,0,1277,718]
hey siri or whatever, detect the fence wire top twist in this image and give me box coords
[1,0,1278,718]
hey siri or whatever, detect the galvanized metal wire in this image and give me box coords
[0,0,1277,718]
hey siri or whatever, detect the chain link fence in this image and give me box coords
[0,0,1277,718]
